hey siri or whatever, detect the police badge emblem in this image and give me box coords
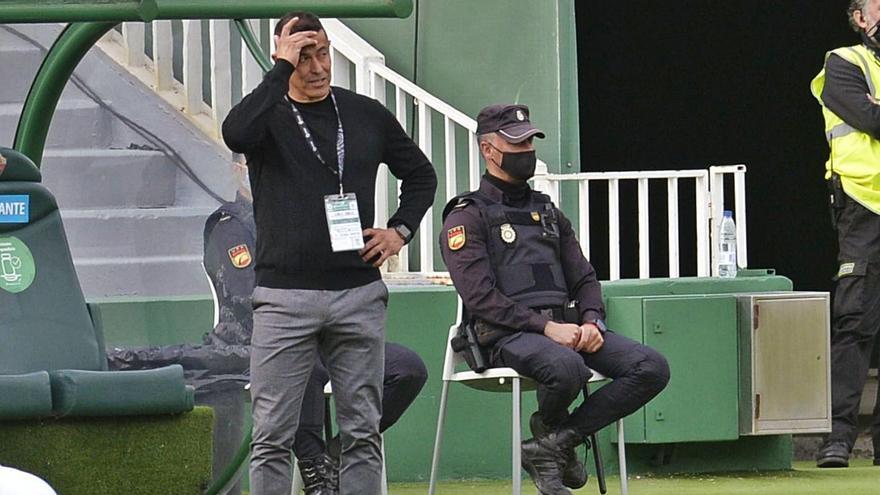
[531,211,540,222]
[447,225,466,251]
[228,244,252,268]
[500,223,516,243]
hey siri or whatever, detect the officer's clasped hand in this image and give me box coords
[544,320,604,353]
[576,323,604,353]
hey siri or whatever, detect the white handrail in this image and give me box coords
[96,19,749,281]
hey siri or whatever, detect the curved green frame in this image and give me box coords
[9,0,413,167]
[3,3,411,492]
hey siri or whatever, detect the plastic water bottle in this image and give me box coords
[717,210,737,278]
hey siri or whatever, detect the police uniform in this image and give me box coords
[441,175,669,434]
[204,193,257,346]
[440,104,669,494]
[203,193,428,487]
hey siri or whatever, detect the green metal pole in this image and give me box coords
[0,1,157,23]
[13,22,116,167]
[235,19,273,74]
[0,0,412,23]
[202,429,252,495]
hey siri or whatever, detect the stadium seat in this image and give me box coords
[0,147,194,419]
[428,298,629,495]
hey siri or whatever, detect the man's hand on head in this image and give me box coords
[543,321,582,349]
[272,17,318,67]
[360,228,405,268]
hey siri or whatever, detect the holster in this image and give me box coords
[450,320,489,373]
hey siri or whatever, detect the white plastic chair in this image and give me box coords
[291,381,389,495]
[427,300,629,495]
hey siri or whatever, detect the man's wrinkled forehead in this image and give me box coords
[296,30,330,56]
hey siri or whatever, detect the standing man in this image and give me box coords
[222,11,437,495]
[203,158,428,494]
[440,104,669,495]
[811,0,880,468]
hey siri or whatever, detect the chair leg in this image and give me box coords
[512,377,521,495]
[617,419,628,495]
[591,431,607,495]
[291,457,303,494]
[324,395,334,442]
[380,435,388,495]
[583,384,607,495]
[428,380,451,495]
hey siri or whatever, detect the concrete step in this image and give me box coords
[73,254,211,298]
[0,45,43,103]
[42,148,178,209]
[0,99,109,149]
[61,206,215,259]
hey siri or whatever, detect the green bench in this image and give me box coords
[0,147,194,419]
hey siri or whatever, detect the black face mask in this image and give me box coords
[866,20,880,45]
[490,146,537,181]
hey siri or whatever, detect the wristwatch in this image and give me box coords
[393,223,413,243]
[585,318,607,333]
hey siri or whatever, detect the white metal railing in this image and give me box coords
[534,165,748,280]
[96,19,748,281]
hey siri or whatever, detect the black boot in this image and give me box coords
[522,427,586,495]
[297,456,329,494]
[816,440,850,468]
[529,412,587,489]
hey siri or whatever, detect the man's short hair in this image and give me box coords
[274,11,324,37]
[849,0,870,32]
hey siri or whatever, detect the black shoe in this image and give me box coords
[816,440,850,468]
[522,436,570,495]
[529,412,587,489]
[874,458,880,466]
[297,456,329,494]
[561,439,588,489]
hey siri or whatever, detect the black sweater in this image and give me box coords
[222,60,437,290]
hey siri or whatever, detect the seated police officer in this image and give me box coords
[440,104,671,495]
[204,158,428,494]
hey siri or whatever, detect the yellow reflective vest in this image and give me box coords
[811,44,880,214]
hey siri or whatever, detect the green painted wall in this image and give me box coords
[344,0,581,174]
[91,275,797,481]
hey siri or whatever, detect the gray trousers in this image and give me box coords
[249,281,388,495]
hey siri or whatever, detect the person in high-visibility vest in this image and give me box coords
[811,0,880,468]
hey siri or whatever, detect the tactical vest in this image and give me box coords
[444,190,569,309]
[811,44,880,214]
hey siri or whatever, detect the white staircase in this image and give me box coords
[0,24,230,298]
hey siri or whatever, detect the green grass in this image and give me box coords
[0,407,213,495]
[388,460,880,495]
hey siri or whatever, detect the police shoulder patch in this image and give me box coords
[228,244,252,268]
[447,225,466,251]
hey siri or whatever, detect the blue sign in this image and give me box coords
[0,195,29,224]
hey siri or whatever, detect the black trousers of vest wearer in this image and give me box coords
[292,343,428,459]
[829,194,880,449]
[489,330,669,437]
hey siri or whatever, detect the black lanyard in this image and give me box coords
[289,90,346,195]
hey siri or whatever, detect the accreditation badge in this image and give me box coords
[324,193,365,252]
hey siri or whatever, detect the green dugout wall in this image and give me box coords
[344,0,581,174]
[95,275,796,482]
